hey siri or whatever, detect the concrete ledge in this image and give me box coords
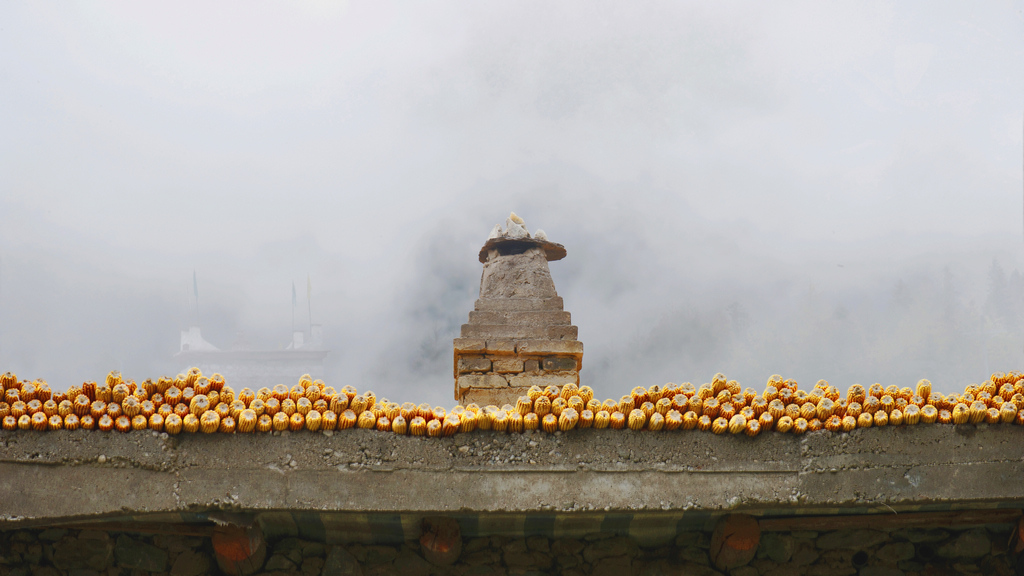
[1,425,1023,525]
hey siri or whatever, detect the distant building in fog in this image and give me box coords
[175,325,328,388]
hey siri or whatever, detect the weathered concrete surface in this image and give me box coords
[1,425,1022,524]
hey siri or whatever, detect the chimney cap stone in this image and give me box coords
[478,212,567,263]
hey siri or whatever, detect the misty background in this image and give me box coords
[1,1,1023,406]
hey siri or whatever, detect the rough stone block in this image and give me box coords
[936,528,990,558]
[516,340,584,356]
[542,357,578,371]
[453,338,486,352]
[474,297,564,311]
[322,546,361,576]
[468,310,572,326]
[484,340,516,354]
[52,534,114,571]
[114,535,168,572]
[545,325,578,340]
[458,358,493,373]
[508,373,579,389]
[170,550,213,576]
[457,374,508,390]
[524,360,540,372]
[492,359,524,374]
[480,248,558,299]
[461,324,554,340]
[460,386,532,407]
[816,530,889,550]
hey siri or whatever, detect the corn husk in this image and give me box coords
[492,410,509,432]
[578,385,594,404]
[610,411,626,430]
[427,419,443,437]
[409,416,427,436]
[887,409,903,426]
[521,412,538,431]
[728,414,746,434]
[457,411,477,433]
[559,408,580,431]
[617,396,635,415]
[514,396,532,416]
[560,383,579,400]
[250,414,268,432]
[711,417,728,435]
[775,415,793,433]
[821,415,840,432]
[879,395,895,414]
[577,409,594,429]
[951,404,969,425]
[163,414,181,434]
[199,411,219,433]
[787,418,804,435]
[797,402,814,421]
[873,410,888,427]
[982,407,999,424]
[744,419,761,437]
[999,402,1017,423]
[541,413,558,433]
[533,396,552,417]
[178,414,197,433]
[233,409,255,433]
[688,414,706,431]
[630,386,649,406]
[391,414,408,435]
[968,401,987,424]
[815,399,833,421]
[507,411,524,433]
[627,409,646,431]
[304,410,322,432]
[687,396,703,414]
[664,410,682,431]
[913,405,936,425]
[701,398,720,419]
[916,379,932,400]
[356,411,375,429]
[525,385,543,401]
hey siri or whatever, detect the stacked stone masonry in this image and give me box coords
[454,214,582,406]
[2,521,1022,576]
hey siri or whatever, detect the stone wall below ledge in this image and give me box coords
[2,520,1022,576]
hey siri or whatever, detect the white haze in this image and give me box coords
[1,1,1023,406]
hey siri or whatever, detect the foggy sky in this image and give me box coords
[2,1,1024,406]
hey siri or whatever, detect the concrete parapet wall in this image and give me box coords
[1,425,1023,525]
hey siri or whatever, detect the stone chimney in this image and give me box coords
[454,213,583,406]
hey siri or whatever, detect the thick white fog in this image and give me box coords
[1,1,1023,405]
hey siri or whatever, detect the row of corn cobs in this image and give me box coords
[2,369,1024,436]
